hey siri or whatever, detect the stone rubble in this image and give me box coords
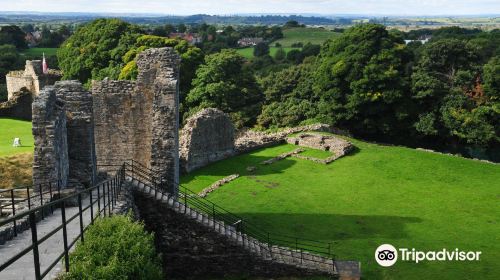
[260,149,304,165]
[198,174,240,198]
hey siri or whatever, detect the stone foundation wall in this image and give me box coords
[180,108,235,173]
[0,88,32,120]
[55,81,96,188]
[32,86,69,188]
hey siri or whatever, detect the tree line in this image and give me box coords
[56,20,499,158]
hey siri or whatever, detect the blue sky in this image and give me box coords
[1,0,499,16]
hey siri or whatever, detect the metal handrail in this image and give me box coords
[0,164,126,280]
[125,161,336,261]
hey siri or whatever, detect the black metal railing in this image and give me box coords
[0,164,126,280]
[125,160,336,273]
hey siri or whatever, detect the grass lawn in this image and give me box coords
[20,47,59,57]
[181,133,500,279]
[274,27,341,47]
[236,47,300,59]
[0,118,34,157]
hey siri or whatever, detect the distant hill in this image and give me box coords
[0,12,351,26]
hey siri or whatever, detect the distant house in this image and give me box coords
[237,37,264,47]
[404,36,432,45]
[25,33,37,47]
[169,33,202,45]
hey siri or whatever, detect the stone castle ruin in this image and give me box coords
[0,60,62,120]
[180,108,235,173]
[32,48,180,195]
[6,60,62,100]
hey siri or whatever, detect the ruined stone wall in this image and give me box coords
[93,48,180,195]
[92,80,147,170]
[180,108,235,173]
[32,86,68,188]
[0,88,32,120]
[55,81,96,188]
[136,48,180,195]
[6,60,61,100]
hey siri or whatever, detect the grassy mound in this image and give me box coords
[0,118,34,157]
[180,133,500,280]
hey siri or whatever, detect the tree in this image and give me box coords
[177,24,187,33]
[0,25,27,49]
[286,49,303,64]
[118,35,204,103]
[0,44,21,84]
[253,42,270,57]
[57,19,143,83]
[274,47,286,61]
[284,20,300,28]
[186,49,263,127]
[483,56,500,101]
[312,24,413,139]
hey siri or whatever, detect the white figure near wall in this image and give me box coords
[12,138,21,147]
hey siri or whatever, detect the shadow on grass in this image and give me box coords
[220,212,422,241]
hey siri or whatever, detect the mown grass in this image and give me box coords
[180,133,500,280]
[20,47,59,57]
[236,46,300,59]
[0,118,34,157]
[274,27,341,47]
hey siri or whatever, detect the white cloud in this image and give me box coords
[0,0,498,15]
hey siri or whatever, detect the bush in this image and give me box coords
[60,214,163,280]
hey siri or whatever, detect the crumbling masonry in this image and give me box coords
[32,48,181,195]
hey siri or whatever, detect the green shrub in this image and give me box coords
[60,214,163,280]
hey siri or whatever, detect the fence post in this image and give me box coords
[29,212,41,280]
[61,200,70,272]
[27,186,31,209]
[89,188,94,224]
[39,184,44,220]
[10,189,17,236]
[49,182,53,214]
[78,193,84,243]
[97,184,101,217]
[184,192,187,214]
[107,181,111,215]
[102,184,107,216]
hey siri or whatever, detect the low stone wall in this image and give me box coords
[198,174,240,198]
[180,108,235,173]
[235,124,348,154]
[0,88,33,120]
[260,148,304,165]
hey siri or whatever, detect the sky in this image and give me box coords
[0,0,499,16]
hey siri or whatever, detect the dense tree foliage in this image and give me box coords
[118,34,203,101]
[0,44,21,84]
[253,42,270,57]
[0,25,27,49]
[186,50,263,127]
[258,24,499,153]
[57,19,143,83]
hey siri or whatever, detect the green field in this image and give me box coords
[181,133,500,279]
[236,46,300,59]
[0,118,34,157]
[20,47,59,57]
[274,27,341,47]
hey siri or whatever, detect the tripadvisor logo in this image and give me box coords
[375,244,481,267]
